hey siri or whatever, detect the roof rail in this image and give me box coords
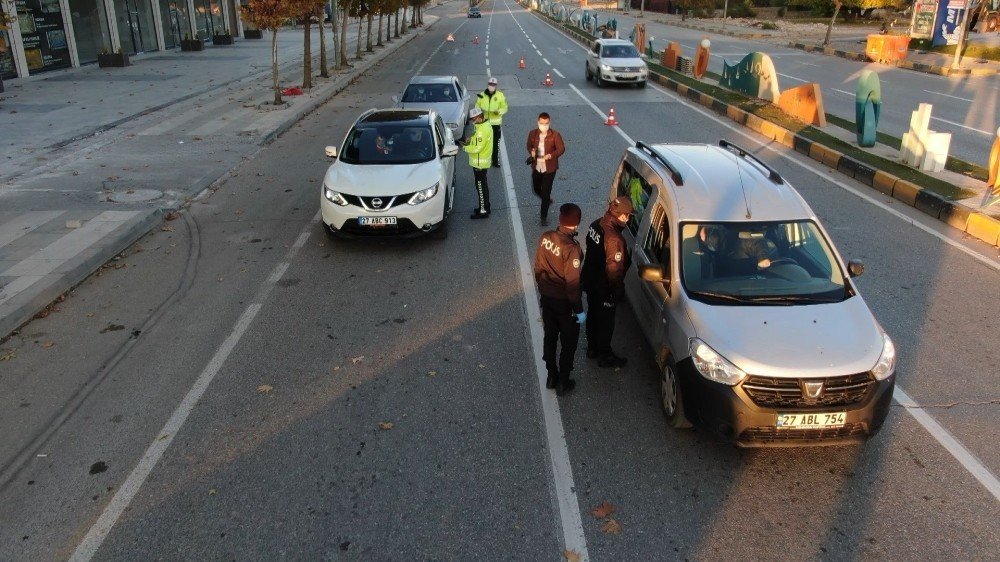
[635,141,683,186]
[718,140,784,185]
[358,108,379,122]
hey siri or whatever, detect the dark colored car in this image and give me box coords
[468,6,481,17]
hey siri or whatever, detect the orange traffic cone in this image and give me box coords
[605,106,618,126]
[446,33,455,42]
[543,73,554,87]
[519,57,526,69]
[474,35,480,45]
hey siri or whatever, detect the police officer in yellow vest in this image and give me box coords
[475,77,508,168]
[462,107,494,219]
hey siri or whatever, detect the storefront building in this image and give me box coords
[0,0,245,80]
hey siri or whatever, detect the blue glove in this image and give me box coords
[575,312,587,324]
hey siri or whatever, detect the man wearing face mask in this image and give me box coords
[582,196,634,368]
[526,112,566,224]
[534,203,585,396]
[475,77,508,169]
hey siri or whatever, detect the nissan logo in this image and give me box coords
[371,198,383,208]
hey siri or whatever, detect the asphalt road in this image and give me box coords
[589,9,1000,167]
[1,1,998,559]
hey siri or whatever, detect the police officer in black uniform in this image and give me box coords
[534,203,586,396]
[582,196,633,368]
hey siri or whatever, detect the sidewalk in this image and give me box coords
[0,12,445,340]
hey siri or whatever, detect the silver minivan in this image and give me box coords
[614,140,896,446]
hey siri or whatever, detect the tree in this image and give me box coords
[824,0,842,46]
[289,0,324,89]
[339,0,352,67]
[240,0,292,106]
[317,3,329,77]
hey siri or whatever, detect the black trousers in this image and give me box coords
[532,170,556,217]
[473,168,490,213]
[585,290,616,356]
[491,124,502,166]
[541,296,580,384]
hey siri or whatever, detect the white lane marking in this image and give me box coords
[497,100,592,562]
[552,68,565,78]
[800,62,819,67]
[895,388,1000,501]
[777,72,807,83]
[70,212,321,561]
[832,88,854,96]
[546,19,1000,498]
[923,90,974,103]
[0,210,64,249]
[486,58,490,66]
[930,115,994,136]
[543,57,551,65]
[536,49,543,56]
[414,21,467,75]
[568,84,634,145]
[485,49,489,57]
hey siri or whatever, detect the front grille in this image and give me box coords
[742,372,874,409]
[740,423,869,442]
[613,66,642,72]
[341,193,413,210]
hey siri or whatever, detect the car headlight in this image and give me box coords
[407,184,439,205]
[871,332,897,381]
[323,186,348,206]
[689,338,747,386]
[601,64,613,72]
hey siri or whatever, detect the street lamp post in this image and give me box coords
[951,1,970,70]
[722,0,729,32]
[640,0,644,18]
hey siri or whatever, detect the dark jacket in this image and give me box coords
[525,128,566,173]
[534,227,584,313]
[582,214,630,297]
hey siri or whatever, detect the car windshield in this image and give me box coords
[339,124,436,165]
[401,83,458,103]
[602,45,639,58]
[680,221,848,305]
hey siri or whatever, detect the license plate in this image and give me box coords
[776,412,846,429]
[358,216,397,226]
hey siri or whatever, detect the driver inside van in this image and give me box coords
[732,232,779,271]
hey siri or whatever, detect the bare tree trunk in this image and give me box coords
[319,7,329,77]
[331,0,340,69]
[271,29,283,105]
[366,13,373,52]
[394,7,401,37]
[418,3,423,25]
[340,0,352,67]
[410,4,416,28]
[377,11,384,46]
[355,15,363,59]
[303,14,313,89]
[823,0,841,47]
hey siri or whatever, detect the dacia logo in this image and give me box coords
[541,238,561,257]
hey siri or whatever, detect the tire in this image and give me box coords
[637,81,647,88]
[585,61,592,81]
[594,72,603,88]
[661,360,692,429]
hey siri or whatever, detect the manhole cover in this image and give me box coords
[108,189,163,203]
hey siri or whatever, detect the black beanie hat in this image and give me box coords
[559,203,582,227]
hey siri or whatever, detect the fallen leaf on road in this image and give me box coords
[591,501,615,519]
[235,208,244,216]
[164,211,179,221]
[41,342,55,349]
[208,488,218,495]
[0,349,15,361]
[601,518,622,535]
[350,356,364,364]
[160,225,174,232]
[427,370,437,377]
[332,365,341,372]
[86,312,95,317]
[563,550,582,562]
[378,422,394,431]
[257,384,273,394]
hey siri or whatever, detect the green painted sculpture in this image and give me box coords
[855,71,882,148]
[720,52,780,102]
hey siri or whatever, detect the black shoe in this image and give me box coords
[470,210,490,219]
[546,374,557,389]
[556,379,576,396]
[540,215,549,226]
[586,348,601,359]
[598,353,627,368]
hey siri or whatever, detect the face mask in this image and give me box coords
[487,86,496,93]
[538,123,549,132]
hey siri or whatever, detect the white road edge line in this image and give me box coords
[539,14,1000,499]
[543,57,551,65]
[922,89,973,103]
[497,86,592,562]
[930,115,993,136]
[832,88,853,96]
[777,72,808,83]
[69,212,322,561]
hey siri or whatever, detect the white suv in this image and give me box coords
[321,109,459,238]
[585,38,649,88]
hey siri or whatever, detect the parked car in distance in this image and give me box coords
[468,6,481,17]
[321,109,459,238]
[396,75,471,141]
[611,139,896,447]
[585,38,649,88]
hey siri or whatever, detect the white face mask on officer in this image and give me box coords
[487,85,496,93]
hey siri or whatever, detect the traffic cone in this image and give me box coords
[446,33,455,42]
[543,73,554,87]
[605,106,618,126]
[519,57,526,69]
[474,35,480,45]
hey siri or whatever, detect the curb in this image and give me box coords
[534,10,1000,248]
[787,41,999,78]
[0,209,162,340]
[1,17,443,340]
[592,9,776,41]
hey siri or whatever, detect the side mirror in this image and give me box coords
[640,264,668,283]
[441,144,459,157]
[324,146,338,158]
[848,260,865,278]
